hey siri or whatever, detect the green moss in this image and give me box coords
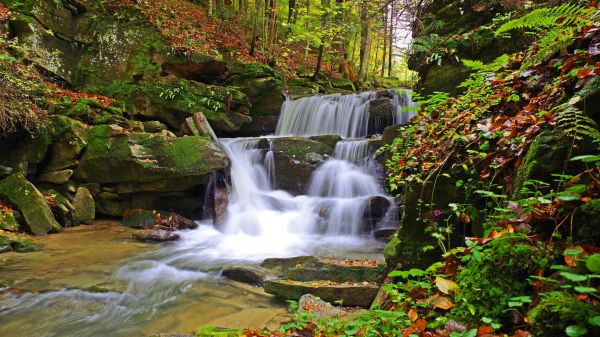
[0,234,39,253]
[0,207,19,231]
[452,234,548,324]
[195,326,243,337]
[529,292,600,337]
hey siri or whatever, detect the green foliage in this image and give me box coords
[452,234,547,324]
[555,102,600,141]
[496,3,587,35]
[529,292,599,337]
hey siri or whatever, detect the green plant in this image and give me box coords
[555,101,600,142]
[496,3,587,35]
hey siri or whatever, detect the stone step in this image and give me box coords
[264,279,379,308]
[284,257,385,283]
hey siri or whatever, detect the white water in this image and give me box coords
[0,90,415,337]
[276,90,416,138]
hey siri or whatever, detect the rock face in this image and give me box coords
[408,0,532,96]
[221,266,270,286]
[0,173,60,235]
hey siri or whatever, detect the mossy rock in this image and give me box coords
[386,173,467,269]
[574,199,600,245]
[270,136,338,194]
[0,234,39,253]
[0,207,19,232]
[74,124,228,189]
[195,326,242,337]
[72,187,95,225]
[101,77,252,133]
[284,258,385,283]
[261,256,319,274]
[264,279,379,307]
[122,209,162,228]
[529,292,600,337]
[42,189,75,227]
[0,173,61,235]
[221,266,269,286]
[4,115,85,174]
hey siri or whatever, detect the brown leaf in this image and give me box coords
[433,295,454,310]
[435,277,460,295]
[477,326,494,336]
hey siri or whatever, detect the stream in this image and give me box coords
[0,91,414,337]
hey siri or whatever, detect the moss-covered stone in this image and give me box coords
[284,258,385,283]
[574,199,600,245]
[264,279,379,307]
[0,233,39,253]
[0,173,61,235]
[269,136,339,194]
[195,326,242,337]
[72,187,95,225]
[74,124,228,189]
[529,292,600,337]
[0,206,19,232]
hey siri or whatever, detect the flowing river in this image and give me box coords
[0,90,414,337]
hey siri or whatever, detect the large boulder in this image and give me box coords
[74,124,228,187]
[0,173,61,235]
[221,266,270,286]
[132,229,180,242]
[283,257,385,283]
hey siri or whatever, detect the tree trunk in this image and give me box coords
[381,4,388,77]
[250,0,262,55]
[388,2,394,77]
[358,2,372,83]
[313,0,331,79]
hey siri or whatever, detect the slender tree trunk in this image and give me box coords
[288,0,296,24]
[358,2,372,83]
[313,0,331,79]
[304,0,311,60]
[381,5,388,77]
[250,0,262,55]
[388,2,394,77]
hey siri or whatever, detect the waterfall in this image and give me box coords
[393,89,418,125]
[276,92,376,138]
[276,90,416,138]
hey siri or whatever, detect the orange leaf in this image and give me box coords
[408,308,419,321]
[478,325,494,336]
[415,318,427,331]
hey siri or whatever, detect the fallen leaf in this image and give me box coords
[433,295,454,310]
[435,276,460,295]
[408,308,419,321]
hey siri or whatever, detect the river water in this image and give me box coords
[0,90,414,337]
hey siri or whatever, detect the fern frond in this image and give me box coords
[496,3,587,35]
[554,103,600,141]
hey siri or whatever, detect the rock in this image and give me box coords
[0,234,39,253]
[298,294,345,318]
[367,99,395,135]
[264,280,379,307]
[195,326,242,337]
[373,228,397,240]
[227,63,284,136]
[72,187,95,225]
[142,121,168,133]
[0,165,13,179]
[74,124,228,190]
[213,186,229,227]
[0,207,19,232]
[261,256,319,275]
[43,190,75,227]
[362,196,392,232]
[573,199,600,244]
[149,334,193,337]
[284,257,385,283]
[0,173,61,235]
[38,169,74,184]
[270,136,339,194]
[122,209,197,230]
[132,229,180,242]
[221,266,269,286]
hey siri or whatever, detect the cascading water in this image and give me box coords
[0,89,414,337]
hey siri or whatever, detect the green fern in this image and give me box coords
[495,3,587,35]
[554,102,600,141]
